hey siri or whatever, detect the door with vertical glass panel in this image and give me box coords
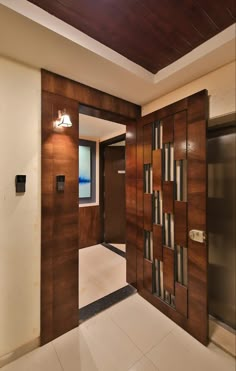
[136,90,208,344]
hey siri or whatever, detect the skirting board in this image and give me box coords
[0,337,40,368]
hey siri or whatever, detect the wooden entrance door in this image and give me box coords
[135,90,208,344]
[104,146,126,243]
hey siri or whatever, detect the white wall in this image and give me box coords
[0,57,41,358]
[142,61,236,121]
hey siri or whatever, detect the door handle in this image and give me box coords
[189,230,206,243]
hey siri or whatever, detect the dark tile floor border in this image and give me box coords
[101,242,126,258]
[79,285,136,323]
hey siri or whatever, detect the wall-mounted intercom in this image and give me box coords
[56,175,65,192]
[15,175,26,193]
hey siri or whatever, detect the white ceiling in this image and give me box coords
[0,1,235,105]
[79,114,126,142]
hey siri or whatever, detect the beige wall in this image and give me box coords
[142,61,236,122]
[0,57,41,358]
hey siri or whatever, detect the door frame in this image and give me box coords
[41,70,140,344]
[99,133,126,242]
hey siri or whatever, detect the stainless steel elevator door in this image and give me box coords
[208,126,236,329]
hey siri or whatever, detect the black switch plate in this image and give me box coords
[15,175,26,193]
[56,175,65,192]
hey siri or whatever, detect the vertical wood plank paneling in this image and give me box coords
[163,247,175,294]
[41,71,142,345]
[143,124,153,164]
[126,120,137,286]
[174,201,187,247]
[153,224,163,261]
[187,90,208,345]
[175,282,188,317]
[143,258,153,292]
[135,90,208,347]
[163,181,174,214]
[162,116,174,144]
[153,149,162,190]
[41,91,79,344]
[174,111,187,160]
[144,193,153,231]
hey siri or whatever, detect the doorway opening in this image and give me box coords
[78,109,135,322]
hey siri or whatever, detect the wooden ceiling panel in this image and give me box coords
[27,0,235,73]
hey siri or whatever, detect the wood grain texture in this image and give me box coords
[163,247,175,294]
[136,91,208,346]
[79,104,129,125]
[126,120,137,287]
[174,111,187,160]
[187,90,208,345]
[153,149,162,191]
[143,258,153,292]
[163,181,174,214]
[79,206,102,248]
[153,224,163,261]
[29,1,235,73]
[143,123,153,164]
[41,91,79,345]
[144,193,153,231]
[42,70,141,120]
[174,201,187,247]
[104,146,126,243]
[175,283,188,317]
[163,116,174,144]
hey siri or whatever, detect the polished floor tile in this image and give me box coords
[108,294,175,353]
[1,343,62,371]
[2,294,235,371]
[128,356,158,371]
[147,326,235,371]
[79,244,127,308]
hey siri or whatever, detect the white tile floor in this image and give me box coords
[79,244,127,308]
[2,294,235,371]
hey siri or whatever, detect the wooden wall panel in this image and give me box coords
[174,111,187,160]
[144,193,153,231]
[163,181,174,214]
[163,116,174,144]
[143,259,153,292]
[42,70,141,120]
[153,224,163,261]
[126,121,138,287]
[153,149,162,191]
[163,247,174,294]
[41,91,79,345]
[143,124,153,164]
[41,71,141,344]
[187,90,208,345]
[174,201,187,247]
[175,283,188,317]
[79,206,102,248]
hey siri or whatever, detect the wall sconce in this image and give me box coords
[55,109,72,128]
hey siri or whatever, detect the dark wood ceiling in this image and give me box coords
[27,0,235,74]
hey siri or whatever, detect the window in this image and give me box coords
[79,139,96,204]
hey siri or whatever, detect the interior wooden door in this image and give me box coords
[104,146,126,243]
[136,90,208,344]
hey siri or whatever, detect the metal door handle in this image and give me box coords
[189,230,206,243]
